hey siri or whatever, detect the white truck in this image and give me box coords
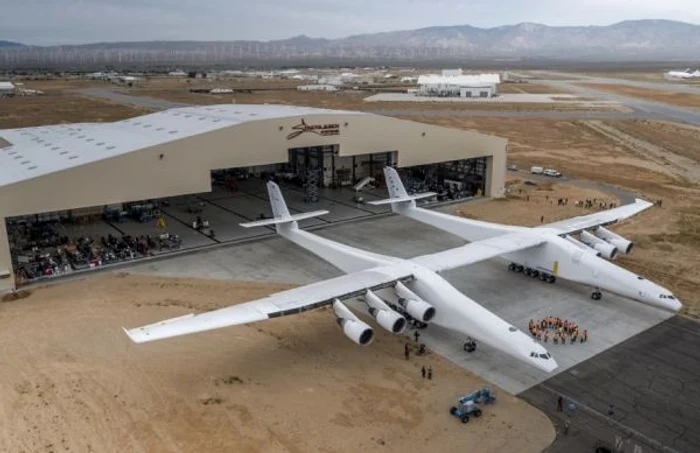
[530,166,544,174]
[543,168,562,178]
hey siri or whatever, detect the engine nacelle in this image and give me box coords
[594,227,634,254]
[333,300,374,346]
[563,235,602,257]
[394,282,436,323]
[365,290,407,334]
[580,231,618,260]
[369,307,407,334]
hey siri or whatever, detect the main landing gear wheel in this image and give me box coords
[529,270,540,278]
[516,265,524,273]
[547,275,556,284]
[508,263,517,272]
[591,291,602,300]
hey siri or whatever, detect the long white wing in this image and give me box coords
[411,232,546,272]
[123,267,413,343]
[542,198,654,235]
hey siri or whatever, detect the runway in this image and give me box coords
[521,316,700,453]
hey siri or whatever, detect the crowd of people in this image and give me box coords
[528,317,588,345]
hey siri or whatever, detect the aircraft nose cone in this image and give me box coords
[667,298,683,313]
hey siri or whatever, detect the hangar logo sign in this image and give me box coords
[286,119,340,140]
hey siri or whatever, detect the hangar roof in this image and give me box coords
[0,104,366,187]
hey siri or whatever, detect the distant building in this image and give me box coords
[168,69,187,77]
[416,74,501,98]
[441,69,463,77]
[0,81,14,96]
[297,84,338,92]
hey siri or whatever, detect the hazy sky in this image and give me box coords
[3,0,699,45]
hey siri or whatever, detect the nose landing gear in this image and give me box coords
[591,288,602,300]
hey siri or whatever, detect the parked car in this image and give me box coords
[530,166,544,174]
[543,168,562,178]
[508,164,518,171]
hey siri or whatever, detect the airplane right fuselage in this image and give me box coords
[400,206,679,311]
[500,234,680,311]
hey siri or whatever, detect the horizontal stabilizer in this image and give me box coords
[367,192,437,206]
[239,210,329,228]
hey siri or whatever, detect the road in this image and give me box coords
[513,71,700,126]
[521,316,700,453]
[76,87,190,110]
[531,71,700,96]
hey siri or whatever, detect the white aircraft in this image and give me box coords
[664,68,700,80]
[369,167,682,313]
[124,182,558,373]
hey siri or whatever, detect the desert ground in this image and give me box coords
[579,83,700,108]
[0,80,149,128]
[0,273,554,453]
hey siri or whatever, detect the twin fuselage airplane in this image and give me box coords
[124,168,680,374]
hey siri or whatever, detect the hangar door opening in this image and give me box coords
[399,157,486,200]
[288,145,397,202]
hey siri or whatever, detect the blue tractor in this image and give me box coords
[449,388,497,424]
[449,399,482,423]
[459,387,497,406]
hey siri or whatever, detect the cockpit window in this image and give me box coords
[637,276,645,280]
[669,295,676,300]
[539,353,551,359]
[532,352,552,360]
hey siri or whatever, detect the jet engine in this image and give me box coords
[364,290,407,334]
[394,282,436,323]
[563,235,602,257]
[594,227,634,254]
[333,300,374,346]
[580,231,618,260]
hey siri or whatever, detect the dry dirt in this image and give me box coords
[497,83,571,94]
[0,80,150,129]
[0,273,555,453]
[579,83,700,109]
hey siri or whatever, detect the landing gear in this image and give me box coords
[509,264,555,283]
[463,337,477,353]
[591,288,602,300]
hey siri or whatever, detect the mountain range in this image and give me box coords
[1,20,699,68]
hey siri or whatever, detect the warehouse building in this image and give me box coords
[0,81,15,96]
[416,74,501,98]
[0,104,507,291]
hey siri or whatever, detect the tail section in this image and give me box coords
[367,167,436,209]
[239,181,328,232]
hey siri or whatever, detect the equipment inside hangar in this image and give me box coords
[0,104,506,290]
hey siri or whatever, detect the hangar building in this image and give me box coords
[0,104,507,291]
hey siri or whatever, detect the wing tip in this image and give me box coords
[122,326,143,344]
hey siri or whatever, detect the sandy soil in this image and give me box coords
[458,178,619,227]
[498,83,571,94]
[579,83,700,109]
[0,273,555,453]
[0,92,149,129]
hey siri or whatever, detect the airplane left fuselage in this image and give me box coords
[282,226,557,372]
